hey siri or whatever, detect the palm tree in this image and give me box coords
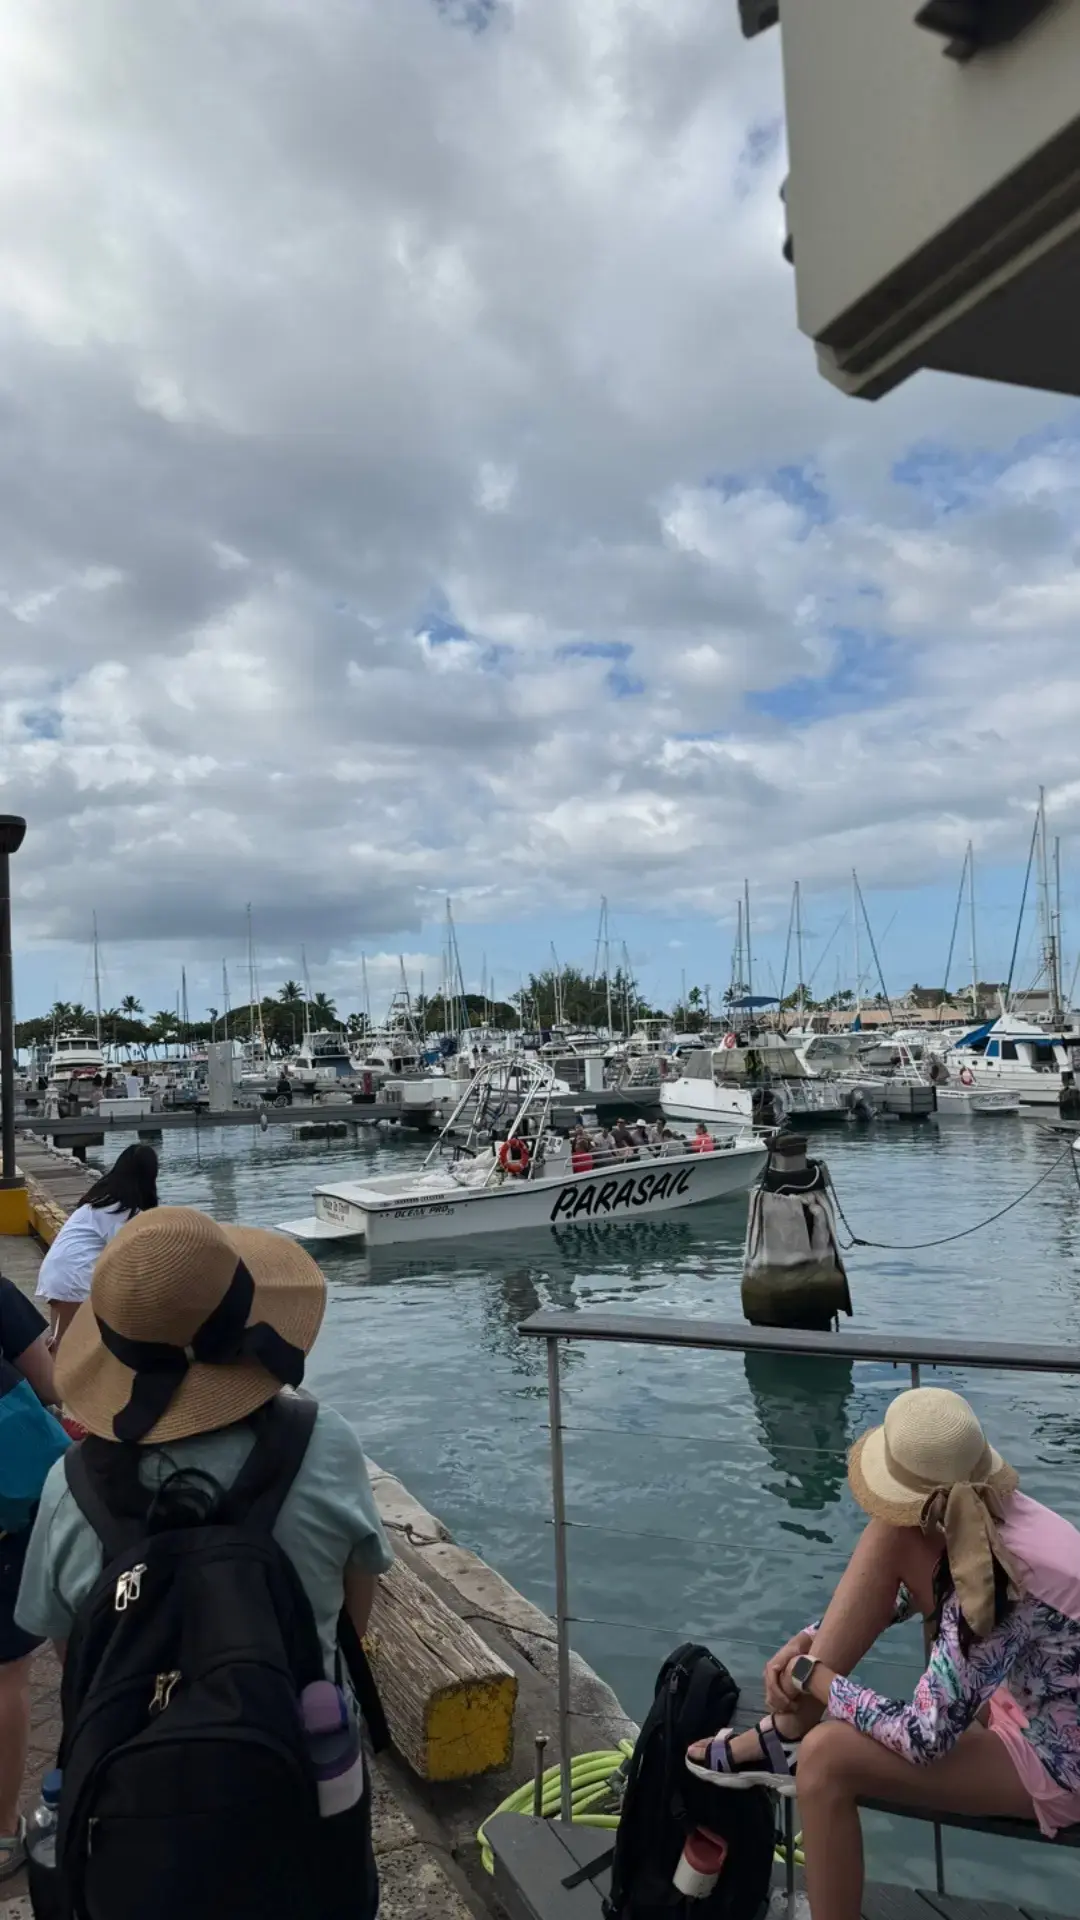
[279,981,304,1005]
[49,1000,73,1034]
[120,994,144,1017]
[68,1002,91,1030]
[309,991,338,1027]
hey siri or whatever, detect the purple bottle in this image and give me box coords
[300,1681,365,1817]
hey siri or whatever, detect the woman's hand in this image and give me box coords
[764,1629,814,1714]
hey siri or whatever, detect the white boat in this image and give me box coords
[277,1062,767,1248]
[661,1040,849,1132]
[840,1044,1019,1118]
[946,1015,1076,1107]
[286,1030,358,1092]
[48,1033,109,1084]
[785,1025,869,1076]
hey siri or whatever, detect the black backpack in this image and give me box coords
[600,1644,776,1920]
[42,1394,352,1920]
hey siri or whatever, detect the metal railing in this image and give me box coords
[519,1308,1080,1899]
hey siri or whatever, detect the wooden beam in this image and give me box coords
[364,1557,517,1781]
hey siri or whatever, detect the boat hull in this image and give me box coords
[277,1142,768,1248]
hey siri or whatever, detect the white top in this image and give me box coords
[35,1203,133,1304]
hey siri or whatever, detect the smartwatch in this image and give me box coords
[790,1653,820,1694]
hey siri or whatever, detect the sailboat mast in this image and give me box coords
[851,870,861,1017]
[967,842,979,1019]
[222,960,230,1042]
[744,880,753,1008]
[301,947,312,1039]
[181,966,190,1054]
[795,882,805,1024]
[1055,837,1065,1021]
[92,913,102,1046]
[732,898,743,1012]
[361,956,371,1035]
[246,905,257,1046]
[601,897,614,1039]
[1037,788,1062,1024]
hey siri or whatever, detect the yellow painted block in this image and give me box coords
[425,1672,517,1782]
[0,1184,31,1235]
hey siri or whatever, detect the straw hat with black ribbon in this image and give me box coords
[848,1386,1021,1639]
[55,1206,326,1446]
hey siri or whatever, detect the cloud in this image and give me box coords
[0,0,1076,1008]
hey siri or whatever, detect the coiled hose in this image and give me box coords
[476,1746,805,1874]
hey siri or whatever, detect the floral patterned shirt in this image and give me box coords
[826,1589,1080,1789]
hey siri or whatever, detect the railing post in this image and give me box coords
[546,1335,574,1823]
[910,1362,921,1387]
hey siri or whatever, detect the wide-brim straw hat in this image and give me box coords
[57,1206,326,1445]
[848,1385,1017,1527]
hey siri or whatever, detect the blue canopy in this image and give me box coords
[728,995,779,1009]
[953,1020,995,1050]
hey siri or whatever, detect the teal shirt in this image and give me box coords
[16,1401,393,1677]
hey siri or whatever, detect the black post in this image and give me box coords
[0,816,27,1190]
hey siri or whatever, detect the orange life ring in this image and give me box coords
[722,1032,737,1050]
[959,1067,974,1087]
[499,1137,530,1176]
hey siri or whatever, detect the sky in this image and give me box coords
[2,0,1079,1026]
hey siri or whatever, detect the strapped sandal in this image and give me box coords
[686,1714,801,1798]
[0,1821,26,1882]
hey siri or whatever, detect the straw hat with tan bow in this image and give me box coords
[848,1386,1020,1637]
[56,1207,326,1445]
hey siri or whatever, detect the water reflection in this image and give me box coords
[744,1352,854,1515]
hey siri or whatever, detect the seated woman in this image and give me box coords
[688,1387,1080,1920]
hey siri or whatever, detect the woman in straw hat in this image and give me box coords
[687,1386,1080,1919]
[15,1207,392,1918]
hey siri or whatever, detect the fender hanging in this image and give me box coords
[959,1067,975,1087]
[722,1031,738,1050]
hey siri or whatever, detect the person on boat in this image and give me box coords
[687,1387,1080,1920]
[691,1121,715,1153]
[595,1126,616,1159]
[612,1118,634,1154]
[35,1145,159,1353]
[1058,1071,1080,1120]
[631,1122,650,1148]
[928,1055,948,1086]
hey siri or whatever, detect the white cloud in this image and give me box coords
[0,0,1076,1009]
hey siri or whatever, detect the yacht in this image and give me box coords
[661,1038,849,1133]
[286,1030,358,1093]
[946,1015,1075,1106]
[48,1033,109,1085]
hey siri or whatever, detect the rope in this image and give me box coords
[827,1145,1074,1252]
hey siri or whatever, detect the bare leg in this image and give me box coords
[728,1518,943,1760]
[0,1652,33,1837]
[797,1718,1035,1920]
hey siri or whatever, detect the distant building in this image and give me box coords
[740,0,1080,400]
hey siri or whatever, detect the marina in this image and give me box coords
[5,1099,1075,1912]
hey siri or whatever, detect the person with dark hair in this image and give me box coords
[0,1278,57,1880]
[687,1388,1080,1920]
[35,1145,160,1352]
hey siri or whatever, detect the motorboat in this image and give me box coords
[48,1033,108,1085]
[286,1030,358,1093]
[276,1061,767,1248]
[660,1039,850,1132]
[946,1015,1076,1107]
[785,1024,869,1077]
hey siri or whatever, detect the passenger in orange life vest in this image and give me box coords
[691,1122,715,1153]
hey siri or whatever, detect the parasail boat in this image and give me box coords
[276,1060,767,1249]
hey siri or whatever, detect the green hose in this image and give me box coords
[476,1745,805,1874]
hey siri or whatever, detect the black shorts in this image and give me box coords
[0,1525,44,1665]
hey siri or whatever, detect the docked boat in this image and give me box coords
[48,1033,108,1086]
[286,1029,358,1093]
[946,1015,1076,1107]
[276,1062,767,1248]
[660,1039,850,1132]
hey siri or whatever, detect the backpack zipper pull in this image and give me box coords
[114,1563,147,1612]
[150,1670,181,1714]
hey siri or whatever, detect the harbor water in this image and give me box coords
[90,1114,1080,1906]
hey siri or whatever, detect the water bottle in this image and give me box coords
[673,1829,728,1899]
[300,1682,364,1817]
[27,1769,63,1870]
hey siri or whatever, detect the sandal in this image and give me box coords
[686,1714,801,1798]
[0,1820,26,1882]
